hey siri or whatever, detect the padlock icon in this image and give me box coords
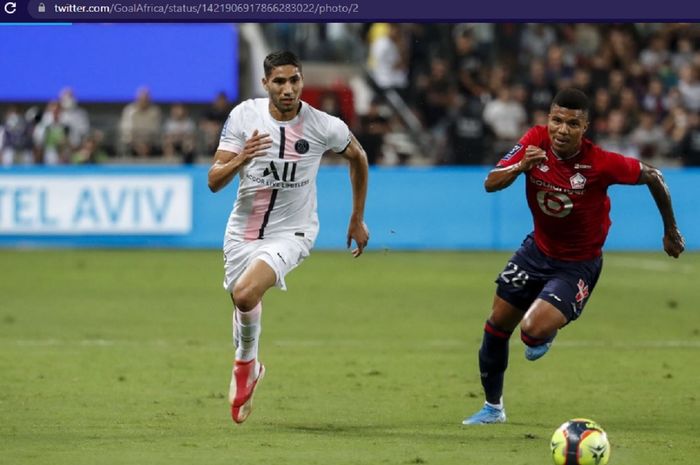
[38,2,45,12]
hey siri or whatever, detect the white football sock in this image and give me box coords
[234,302,261,362]
[486,397,504,410]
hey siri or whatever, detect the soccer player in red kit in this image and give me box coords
[463,88,685,425]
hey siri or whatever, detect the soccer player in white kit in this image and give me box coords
[208,51,370,424]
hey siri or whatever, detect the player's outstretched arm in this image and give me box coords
[637,162,685,258]
[484,145,548,192]
[208,130,272,192]
[340,134,370,257]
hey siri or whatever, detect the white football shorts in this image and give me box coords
[222,236,312,292]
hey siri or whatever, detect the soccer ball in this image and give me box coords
[550,418,610,465]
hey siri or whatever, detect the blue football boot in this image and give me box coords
[524,341,552,361]
[462,403,506,425]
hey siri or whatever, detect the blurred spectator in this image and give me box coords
[318,91,343,118]
[58,87,90,150]
[677,63,700,112]
[630,111,671,164]
[200,92,231,155]
[415,57,456,129]
[544,44,575,85]
[485,64,510,96]
[639,34,670,74]
[444,95,488,165]
[589,53,614,90]
[404,24,433,85]
[670,37,694,72]
[119,87,162,157]
[33,101,70,165]
[453,23,495,58]
[676,112,700,166]
[3,23,697,168]
[571,68,594,97]
[664,103,691,149]
[531,109,549,126]
[367,23,409,96]
[626,61,648,95]
[523,59,556,113]
[618,87,642,132]
[482,86,527,158]
[607,68,627,106]
[642,77,672,122]
[355,97,390,165]
[572,24,602,60]
[452,29,486,98]
[606,27,638,70]
[382,121,422,166]
[597,109,640,159]
[1,106,33,166]
[162,103,196,164]
[72,131,108,164]
[493,24,521,70]
[520,24,557,64]
[325,24,365,62]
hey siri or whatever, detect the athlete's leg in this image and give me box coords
[520,298,566,339]
[463,295,524,425]
[519,298,566,361]
[231,258,276,361]
[480,295,523,403]
[232,258,277,311]
[228,259,276,423]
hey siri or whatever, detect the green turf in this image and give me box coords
[1,250,698,465]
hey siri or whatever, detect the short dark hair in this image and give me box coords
[263,51,302,77]
[551,88,590,114]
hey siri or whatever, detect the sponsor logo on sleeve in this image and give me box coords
[219,115,231,141]
[500,143,522,162]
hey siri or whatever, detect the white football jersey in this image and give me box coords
[218,98,351,245]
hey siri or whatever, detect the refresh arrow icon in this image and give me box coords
[4,1,17,14]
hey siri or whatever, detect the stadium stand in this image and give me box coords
[1,23,698,167]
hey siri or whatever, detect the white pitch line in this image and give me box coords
[425,339,700,349]
[4,339,700,349]
[605,256,695,274]
[554,340,700,348]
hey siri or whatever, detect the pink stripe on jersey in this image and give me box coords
[243,188,274,241]
[283,116,305,161]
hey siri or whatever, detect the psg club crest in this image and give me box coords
[294,139,310,154]
[569,173,587,190]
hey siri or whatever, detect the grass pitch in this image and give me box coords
[1,250,698,465]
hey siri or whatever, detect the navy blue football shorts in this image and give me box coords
[495,234,603,323]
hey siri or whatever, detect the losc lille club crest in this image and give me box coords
[569,173,586,190]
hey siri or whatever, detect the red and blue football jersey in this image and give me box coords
[496,125,641,261]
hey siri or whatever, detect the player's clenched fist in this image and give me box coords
[663,227,685,258]
[520,145,548,171]
[242,129,272,162]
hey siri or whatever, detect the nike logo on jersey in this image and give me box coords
[574,163,592,169]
